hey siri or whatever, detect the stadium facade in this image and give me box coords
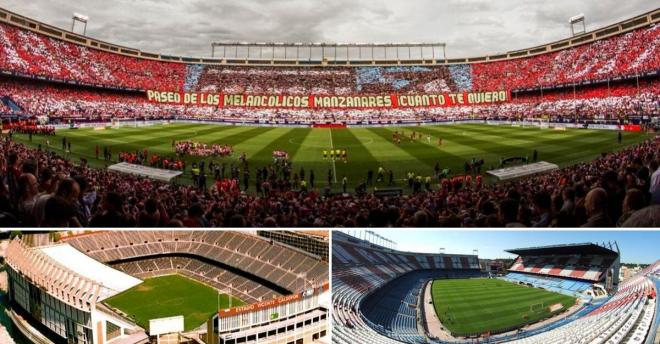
[332,231,660,344]
[3,231,329,344]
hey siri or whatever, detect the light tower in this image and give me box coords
[569,14,586,36]
[71,13,89,35]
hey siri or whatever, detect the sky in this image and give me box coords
[2,0,657,59]
[337,230,660,264]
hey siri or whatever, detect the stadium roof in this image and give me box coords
[39,243,142,300]
[506,243,619,257]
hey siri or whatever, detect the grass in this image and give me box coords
[10,123,651,192]
[104,274,245,331]
[431,278,576,336]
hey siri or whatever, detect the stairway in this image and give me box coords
[1,96,23,112]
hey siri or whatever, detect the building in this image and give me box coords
[4,239,147,344]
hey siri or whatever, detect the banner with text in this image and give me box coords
[146,90,509,109]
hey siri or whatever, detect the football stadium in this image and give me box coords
[332,231,660,343]
[0,230,330,344]
[0,5,658,227]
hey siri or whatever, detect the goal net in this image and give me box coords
[529,302,545,314]
[522,118,550,129]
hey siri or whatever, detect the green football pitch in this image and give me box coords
[431,278,576,336]
[11,123,650,192]
[104,274,245,331]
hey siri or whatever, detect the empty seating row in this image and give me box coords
[509,274,657,344]
[509,255,616,282]
[502,273,595,298]
[333,233,479,271]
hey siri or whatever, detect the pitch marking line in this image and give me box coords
[287,136,373,147]
[329,129,337,183]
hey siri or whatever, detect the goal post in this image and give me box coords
[522,118,550,129]
[529,302,545,313]
[522,302,545,324]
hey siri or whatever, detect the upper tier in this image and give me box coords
[0,6,658,92]
[332,232,480,270]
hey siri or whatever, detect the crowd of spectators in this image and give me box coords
[1,15,658,228]
[0,21,657,95]
[1,77,658,124]
[0,23,185,91]
[0,78,178,120]
[190,65,460,95]
[1,134,659,228]
[472,24,660,90]
[1,18,658,126]
[189,24,658,94]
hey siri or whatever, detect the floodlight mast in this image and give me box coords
[211,42,447,62]
[71,13,88,36]
[570,14,586,37]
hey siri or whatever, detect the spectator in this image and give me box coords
[650,160,660,205]
[616,189,646,226]
[498,198,524,227]
[582,188,613,227]
[622,205,660,227]
[16,173,39,226]
[90,192,132,227]
[532,191,552,227]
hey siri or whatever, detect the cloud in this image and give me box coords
[2,0,656,58]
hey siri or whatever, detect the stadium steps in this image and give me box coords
[1,96,22,112]
[623,297,656,344]
[184,64,204,91]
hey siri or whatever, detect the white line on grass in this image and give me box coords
[329,129,337,183]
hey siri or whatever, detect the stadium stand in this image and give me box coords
[503,273,597,298]
[0,6,659,228]
[112,256,280,302]
[502,243,621,298]
[1,76,657,123]
[508,264,659,344]
[0,22,186,91]
[508,256,615,282]
[2,132,659,228]
[0,20,657,94]
[333,232,660,344]
[63,230,328,296]
[471,24,660,90]
[0,9,657,124]
[332,232,482,344]
[360,269,482,343]
[257,230,330,260]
